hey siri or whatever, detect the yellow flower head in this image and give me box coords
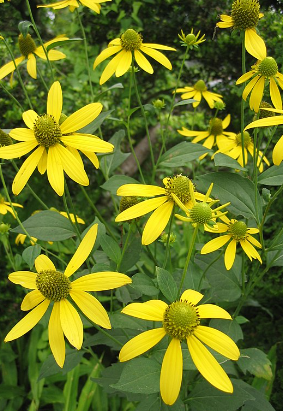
[5,224,132,367]
[0,33,68,81]
[236,57,283,113]
[178,28,206,48]
[201,215,262,270]
[0,194,23,218]
[38,0,111,13]
[119,289,240,405]
[176,80,223,109]
[93,28,176,85]
[0,81,114,196]
[115,175,208,245]
[217,0,266,60]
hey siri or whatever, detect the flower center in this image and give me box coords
[190,202,213,224]
[185,33,196,45]
[0,129,12,147]
[163,301,200,340]
[165,175,191,204]
[119,196,140,212]
[231,0,260,30]
[194,80,207,92]
[258,101,275,119]
[258,57,278,77]
[33,114,62,148]
[209,118,223,135]
[229,220,247,240]
[18,33,37,57]
[36,270,71,301]
[235,131,252,147]
[120,29,142,51]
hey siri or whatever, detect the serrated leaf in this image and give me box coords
[159,142,210,168]
[22,245,42,269]
[213,153,247,170]
[258,163,283,185]
[240,379,276,411]
[156,267,177,302]
[238,348,272,380]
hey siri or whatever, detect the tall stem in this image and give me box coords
[240,33,246,168]
[177,225,198,297]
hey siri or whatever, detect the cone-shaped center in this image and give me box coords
[231,0,260,30]
[34,114,62,148]
[190,202,213,224]
[185,33,196,45]
[258,57,278,77]
[0,129,12,147]
[163,301,200,340]
[194,80,207,92]
[121,29,142,51]
[229,220,247,240]
[119,196,140,212]
[18,33,37,57]
[236,131,252,147]
[258,101,275,119]
[165,175,191,204]
[209,118,223,135]
[36,270,71,301]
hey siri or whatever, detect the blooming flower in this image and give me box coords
[0,81,114,196]
[93,29,176,85]
[0,34,68,81]
[217,0,266,61]
[178,115,236,158]
[38,0,111,13]
[178,28,206,48]
[236,57,283,113]
[0,194,23,218]
[119,289,240,405]
[215,130,269,171]
[5,224,132,367]
[115,175,206,245]
[176,80,223,109]
[201,215,262,270]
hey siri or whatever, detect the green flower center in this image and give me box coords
[185,33,196,45]
[194,80,207,92]
[258,101,275,119]
[190,202,212,224]
[36,270,71,302]
[165,175,191,204]
[120,29,142,51]
[33,114,62,148]
[0,129,12,147]
[119,196,140,213]
[236,131,252,147]
[229,220,247,240]
[209,118,223,135]
[18,33,37,57]
[163,301,200,340]
[231,0,260,30]
[258,57,278,77]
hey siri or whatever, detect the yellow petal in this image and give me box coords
[49,302,65,368]
[187,334,233,392]
[245,28,267,61]
[119,328,166,362]
[47,145,64,196]
[273,136,283,165]
[142,43,176,51]
[246,234,261,248]
[140,46,172,70]
[121,300,167,321]
[22,111,39,130]
[115,49,132,77]
[80,150,99,168]
[115,196,167,221]
[250,76,264,112]
[240,239,262,263]
[0,140,38,159]
[142,200,174,245]
[5,299,50,342]
[134,50,153,74]
[37,149,47,174]
[222,114,231,130]
[201,235,231,254]
[160,338,182,406]
[198,304,231,319]
[99,51,124,85]
[8,128,35,142]
[181,289,204,305]
[27,53,37,79]
[0,56,25,80]
[117,184,166,197]
[59,299,83,349]
[93,45,121,69]
[224,239,237,270]
[270,77,282,110]
[55,144,89,187]
[8,271,37,289]
[21,290,45,311]
[47,81,62,122]
[61,135,114,153]
[70,289,111,329]
[60,103,103,134]
[71,271,132,291]
[245,115,283,130]
[236,70,255,85]
[35,254,56,272]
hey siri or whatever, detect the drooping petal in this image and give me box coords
[121,300,167,321]
[201,235,231,254]
[272,136,283,165]
[242,75,260,101]
[22,111,39,130]
[59,299,83,350]
[115,49,132,77]
[35,254,56,272]
[65,224,98,277]
[80,150,99,168]
[134,50,153,73]
[250,76,265,112]
[224,239,237,270]
[246,234,261,248]
[140,46,172,70]
[37,149,47,174]
[71,271,132,291]
[245,115,283,130]
[99,51,124,85]
[245,28,267,61]
[8,271,37,289]
[142,43,176,51]
[240,239,262,263]
[93,45,122,69]
[0,140,38,160]
[181,289,203,305]
[21,290,45,311]
[198,304,231,319]
[187,334,233,392]
[270,77,282,110]
[222,114,231,130]
[4,299,50,342]
[142,200,174,245]
[160,338,182,406]
[55,144,89,187]
[60,135,113,153]
[49,302,65,368]
[47,145,64,196]
[47,81,62,122]
[0,56,25,80]
[117,184,166,197]
[119,328,166,362]
[26,53,37,79]
[70,289,111,329]
[115,196,167,221]
[60,103,103,134]
[236,70,255,85]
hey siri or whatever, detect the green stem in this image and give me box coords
[177,225,198,297]
[240,33,246,168]
[2,240,16,270]
[117,221,133,271]
[163,206,175,270]
[198,249,224,291]
[0,82,24,111]
[135,222,158,267]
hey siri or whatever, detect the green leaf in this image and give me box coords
[132,272,159,296]
[111,357,160,394]
[105,130,130,174]
[116,284,142,305]
[80,110,114,134]
[173,98,197,107]
[156,267,178,302]
[119,235,142,272]
[240,380,276,411]
[252,344,277,400]
[40,386,65,404]
[258,163,283,185]
[135,394,160,411]
[46,38,82,52]
[213,153,247,170]
[18,20,33,37]
[109,312,148,331]
[11,211,76,241]
[238,348,273,380]
[38,350,84,380]
[22,245,41,269]
[197,172,262,220]
[0,385,25,399]
[159,142,210,168]
[209,319,243,342]
[93,362,124,394]
[101,175,139,194]
[100,235,121,264]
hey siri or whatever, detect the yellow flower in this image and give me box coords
[119,289,240,405]
[201,216,262,270]
[178,114,235,158]
[93,29,176,85]
[217,0,266,61]
[0,194,23,218]
[15,233,37,245]
[0,0,10,3]
[178,28,206,48]
[115,175,207,245]
[215,130,269,171]
[38,0,111,13]
[5,224,132,367]
[176,80,223,109]
[236,57,283,113]
[0,81,114,196]
[0,34,68,81]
